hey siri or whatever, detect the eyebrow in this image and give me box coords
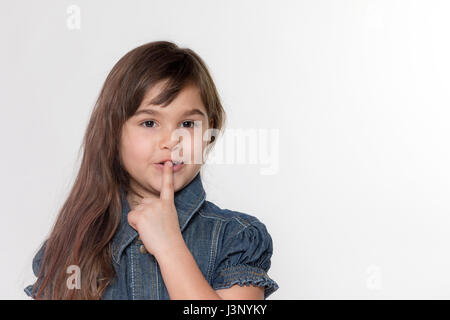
[134,108,207,118]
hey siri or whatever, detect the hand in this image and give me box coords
[127,161,184,257]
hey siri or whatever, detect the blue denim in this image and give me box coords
[24,172,279,299]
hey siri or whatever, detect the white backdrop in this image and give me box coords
[2,0,450,299]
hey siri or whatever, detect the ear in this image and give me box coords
[206,119,215,144]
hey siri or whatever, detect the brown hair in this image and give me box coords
[30,41,226,299]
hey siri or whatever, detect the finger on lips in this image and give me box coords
[160,161,174,201]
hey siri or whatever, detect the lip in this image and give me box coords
[154,162,185,172]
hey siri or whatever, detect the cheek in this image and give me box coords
[121,131,155,168]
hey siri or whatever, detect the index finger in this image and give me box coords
[160,160,174,201]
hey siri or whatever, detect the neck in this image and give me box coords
[126,184,159,210]
[126,194,141,210]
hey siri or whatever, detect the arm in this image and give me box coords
[155,239,264,300]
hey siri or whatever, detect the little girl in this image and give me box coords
[24,41,279,300]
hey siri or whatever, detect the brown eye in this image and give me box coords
[142,120,156,128]
[182,121,196,128]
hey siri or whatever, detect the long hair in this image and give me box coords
[30,41,226,299]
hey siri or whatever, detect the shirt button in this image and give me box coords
[139,244,147,254]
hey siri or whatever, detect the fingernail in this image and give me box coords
[167,161,173,167]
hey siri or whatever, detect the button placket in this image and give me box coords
[139,244,147,254]
[135,237,147,254]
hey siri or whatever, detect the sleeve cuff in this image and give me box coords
[24,284,34,298]
[212,264,279,299]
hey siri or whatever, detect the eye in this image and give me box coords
[140,120,199,129]
[181,120,198,128]
[141,120,157,128]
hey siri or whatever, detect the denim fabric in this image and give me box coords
[24,172,279,299]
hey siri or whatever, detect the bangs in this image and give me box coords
[140,50,200,109]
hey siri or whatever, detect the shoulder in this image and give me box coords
[197,200,272,247]
[32,240,48,276]
[198,200,268,234]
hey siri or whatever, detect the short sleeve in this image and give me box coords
[212,220,279,299]
[24,240,47,298]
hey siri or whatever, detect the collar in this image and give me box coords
[111,171,206,264]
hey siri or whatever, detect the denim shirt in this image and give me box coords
[25,172,279,299]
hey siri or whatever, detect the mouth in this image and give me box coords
[154,160,185,172]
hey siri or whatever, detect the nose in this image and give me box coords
[159,127,181,150]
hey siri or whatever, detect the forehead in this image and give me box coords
[137,82,206,115]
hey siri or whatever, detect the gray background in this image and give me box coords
[2,0,450,299]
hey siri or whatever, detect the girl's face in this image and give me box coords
[120,81,211,200]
